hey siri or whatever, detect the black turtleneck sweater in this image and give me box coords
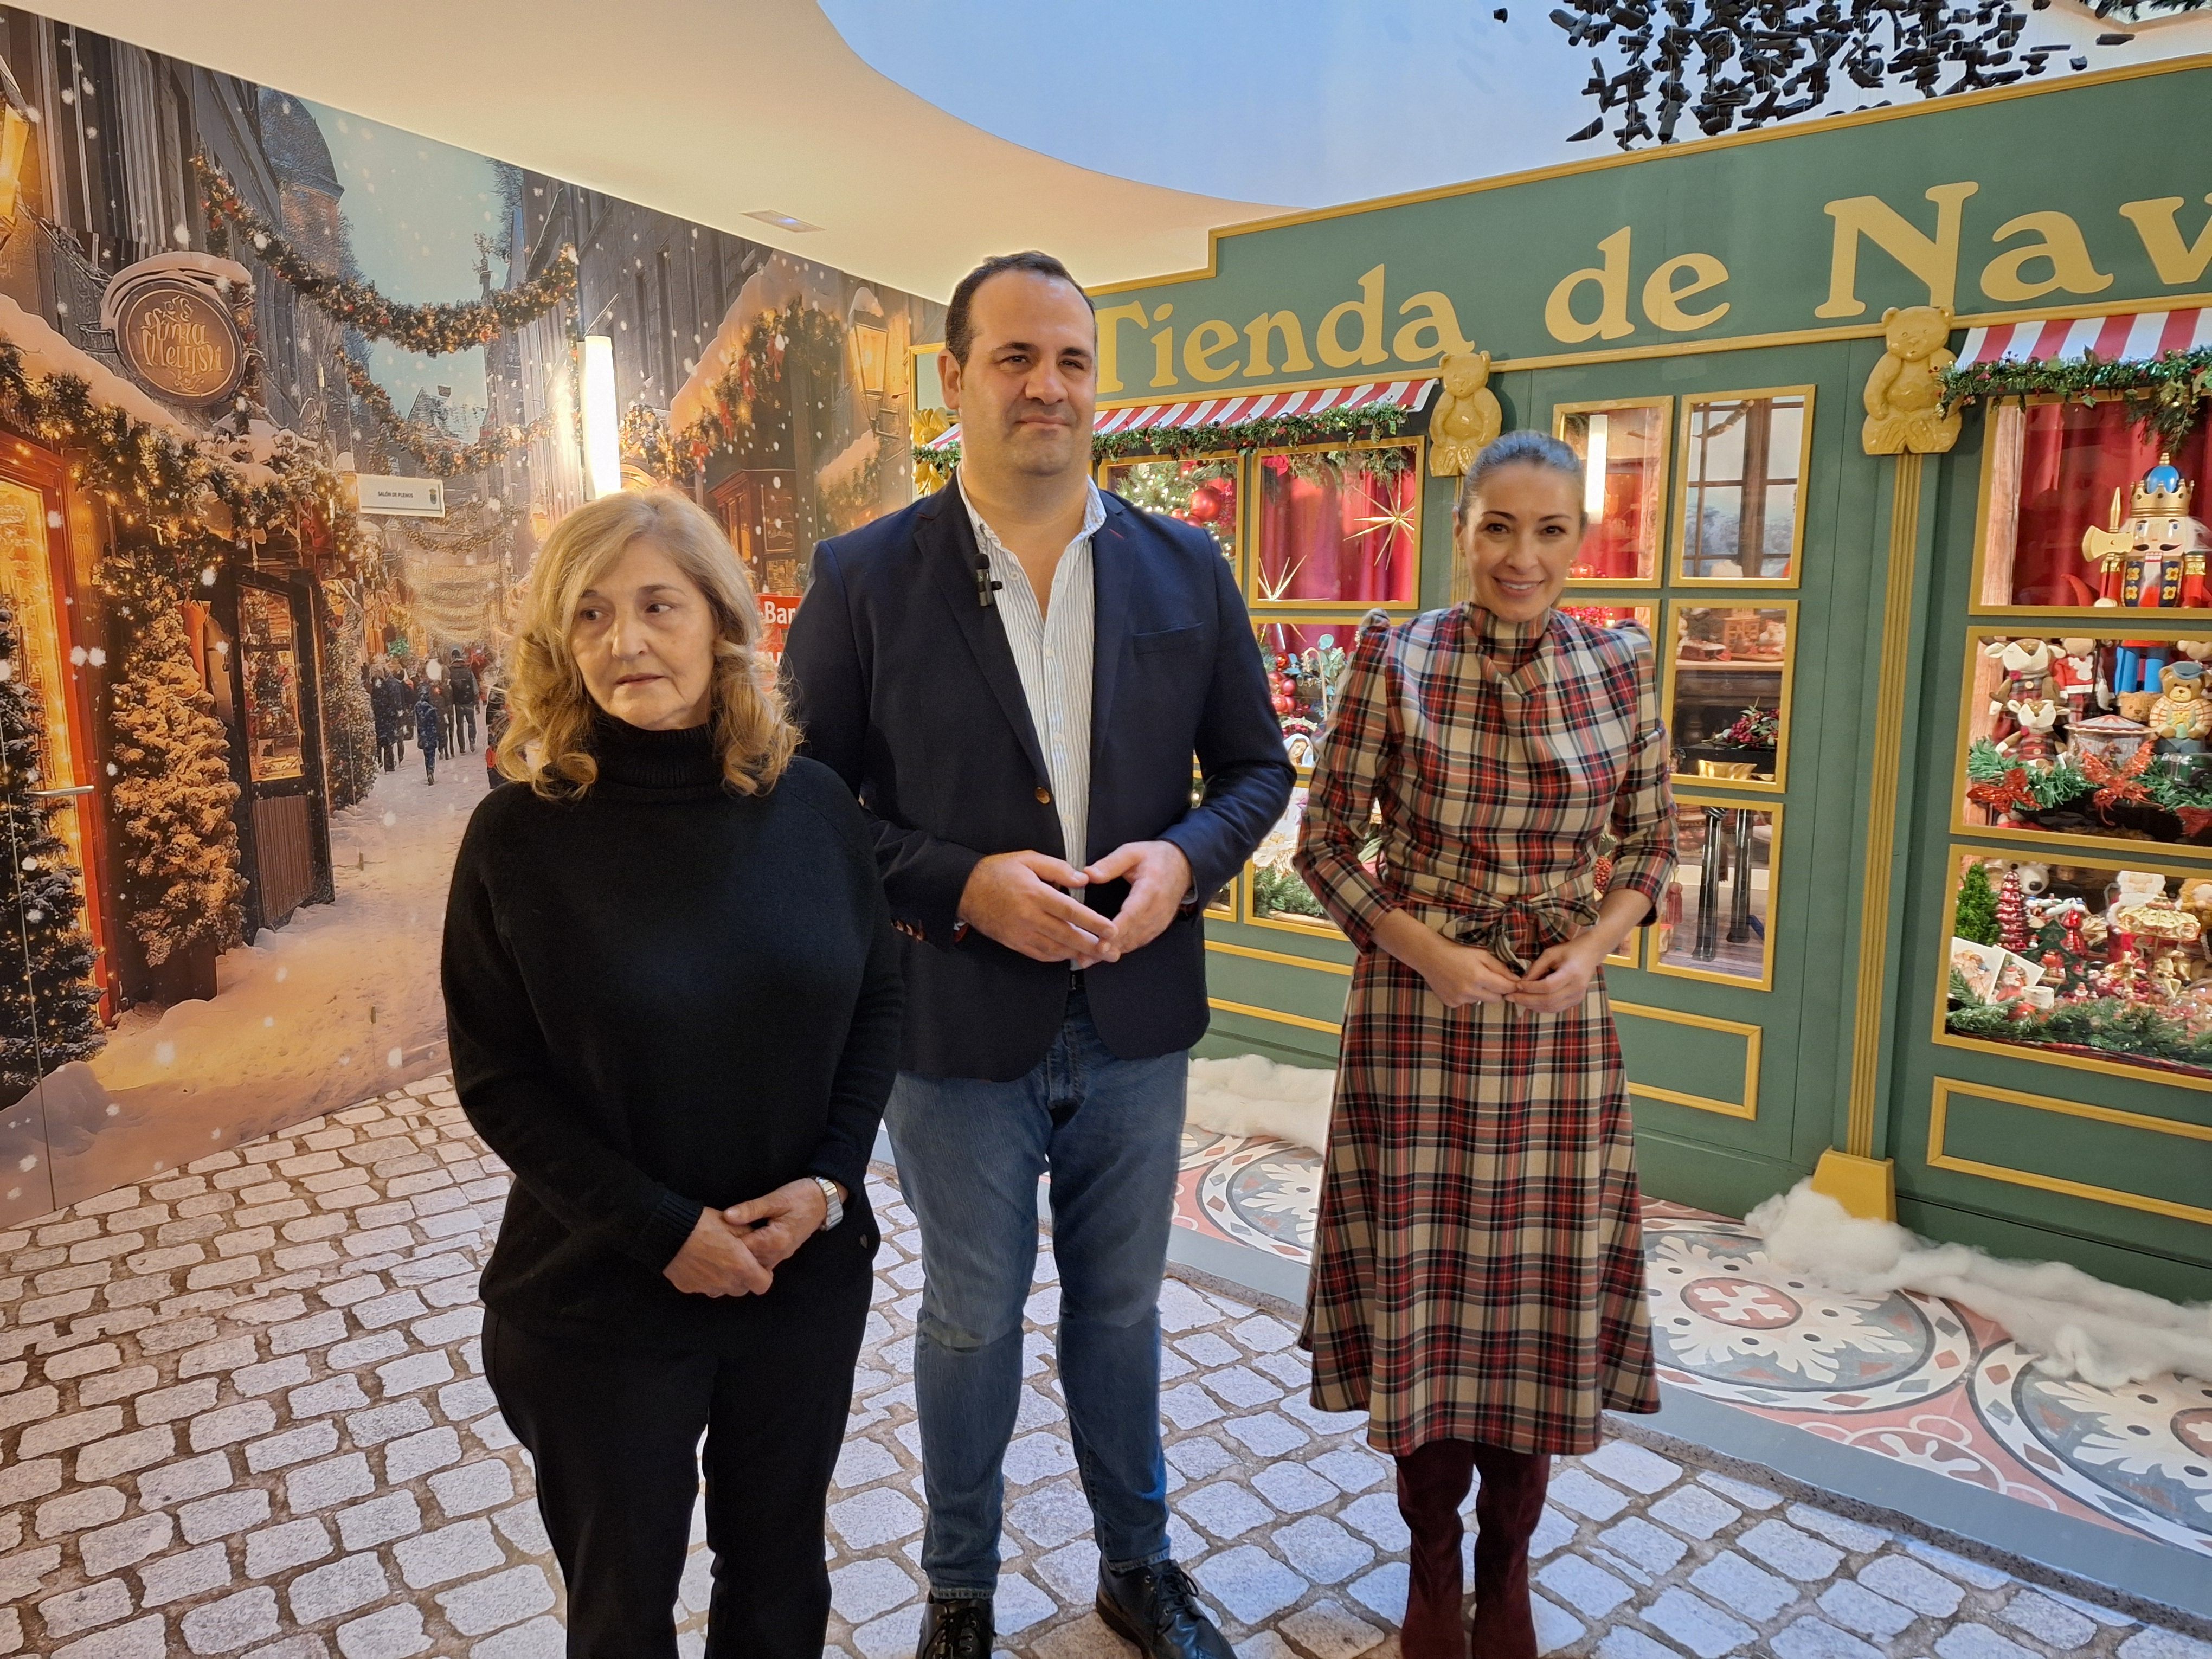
[440,716,901,1348]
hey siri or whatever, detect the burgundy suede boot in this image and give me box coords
[1467,1444,1552,1659]
[1393,1441,1478,1659]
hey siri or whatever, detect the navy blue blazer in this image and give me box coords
[783,479,1294,1081]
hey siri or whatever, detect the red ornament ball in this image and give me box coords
[1184,486,1222,525]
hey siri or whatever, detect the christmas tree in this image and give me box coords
[1997,867,2030,954]
[110,601,247,968]
[319,589,378,812]
[0,596,105,1093]
[1954,860,1999,945]
[1110,459,1237,560]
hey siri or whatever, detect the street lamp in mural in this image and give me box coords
[1546,0,2210,147]
[851,320,889,404]
[0,105,30,228]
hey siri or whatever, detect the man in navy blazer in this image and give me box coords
[785,253,1290,1658]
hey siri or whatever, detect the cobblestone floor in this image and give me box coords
[2,1076,2208,1659]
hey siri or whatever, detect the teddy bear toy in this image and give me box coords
[2150,660,2211,749]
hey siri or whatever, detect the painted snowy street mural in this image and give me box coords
[0,7,940,1219]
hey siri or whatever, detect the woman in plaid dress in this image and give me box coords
[1292,432,1676,1659]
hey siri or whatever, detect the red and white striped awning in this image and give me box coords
[924,377,1434,452]
[1955,308,2212,369]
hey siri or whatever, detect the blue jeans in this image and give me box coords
[884,985,1185,1599]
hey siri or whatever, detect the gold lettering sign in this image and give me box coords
[115,281,243,406]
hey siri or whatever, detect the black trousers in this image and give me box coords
[456,704,478,751]
[377,732,400,770]
[482,1262,872,1657]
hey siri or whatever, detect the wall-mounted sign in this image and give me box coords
[757,593,801,665]
[346,474,446,518]
[112,279,245,407]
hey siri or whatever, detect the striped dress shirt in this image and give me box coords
[963,477,1107,865]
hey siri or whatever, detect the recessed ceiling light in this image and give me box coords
[745,210,821,233]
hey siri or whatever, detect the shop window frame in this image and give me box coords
[1097,450,1247,586]
[1661,597,1798,797]
[1930,843,2212,1096]
[1670,385,1817,590]
[1553,396,1672,592]
[1252,611,1374,775]
[1965,395,2210,619]
[1949,621,2212,866]
[1647,794,1783,992]
[1248,437,1426,615]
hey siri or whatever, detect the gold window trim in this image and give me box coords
[1949,622,2212,866]
[1662,596,1799,796]
[1670,385,1817,590]
[1553,395,1672,593]
[1964,394,2189,620]
[1098,449,1248,586]
[1930,844,2212,1095]
[1647,795,1783,992]
[1253,610,1379,777]
[1249,436,1427,614]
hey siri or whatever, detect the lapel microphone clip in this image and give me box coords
[974,553,1002,610]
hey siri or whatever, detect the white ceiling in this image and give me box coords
[27,0,1281,303]
[33,1,2212,305]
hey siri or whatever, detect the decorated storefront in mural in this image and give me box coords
[917,56,2212,1297]
[0,6,937,1224]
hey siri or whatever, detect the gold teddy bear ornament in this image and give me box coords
[1861,305,1962,456]
[1426,350,1502,477]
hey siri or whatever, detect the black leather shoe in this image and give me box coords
[918,1597,993,1658]
[1096,1560,1232,1659]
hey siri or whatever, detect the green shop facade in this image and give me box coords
[911,57,2212,1300]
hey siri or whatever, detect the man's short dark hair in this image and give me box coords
[943,252,1090,365]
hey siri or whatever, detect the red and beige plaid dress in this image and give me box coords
[1291,602,1676,1457]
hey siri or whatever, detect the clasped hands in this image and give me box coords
[1380,909,1610,1015]
[662,1177,839,1299]
[955,840,1192,967]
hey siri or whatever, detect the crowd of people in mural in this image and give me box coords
[365,647,499,784]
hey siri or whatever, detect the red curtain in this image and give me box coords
[2009,403,2212,606]
[1574,465,1652,581]
[1256,455,1416,605]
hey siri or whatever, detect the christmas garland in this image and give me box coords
[1939,346,2212,449]
[620,404,681,484]
[395,504,524,554]
[678,305,849,468]
[0,342,363,605]
[925,402,1419,474]
[1947,994,2212,1076]
[335,351,546,478]
[1965,735,2212,825]
[196,157,578,356]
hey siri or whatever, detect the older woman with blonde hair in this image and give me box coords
[441,488,900,1658]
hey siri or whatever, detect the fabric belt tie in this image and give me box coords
[1400,882,1599,975]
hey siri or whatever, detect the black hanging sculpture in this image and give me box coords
[1546,0,2203,147]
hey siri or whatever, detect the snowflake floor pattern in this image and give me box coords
[5,1085,2209,1658]
[1174,1128,2212,1564]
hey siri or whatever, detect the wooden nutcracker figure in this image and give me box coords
[2085,455,2201,696]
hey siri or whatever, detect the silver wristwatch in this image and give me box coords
[812,1177,845,1232]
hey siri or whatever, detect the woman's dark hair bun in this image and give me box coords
[1454,430,1586,521]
